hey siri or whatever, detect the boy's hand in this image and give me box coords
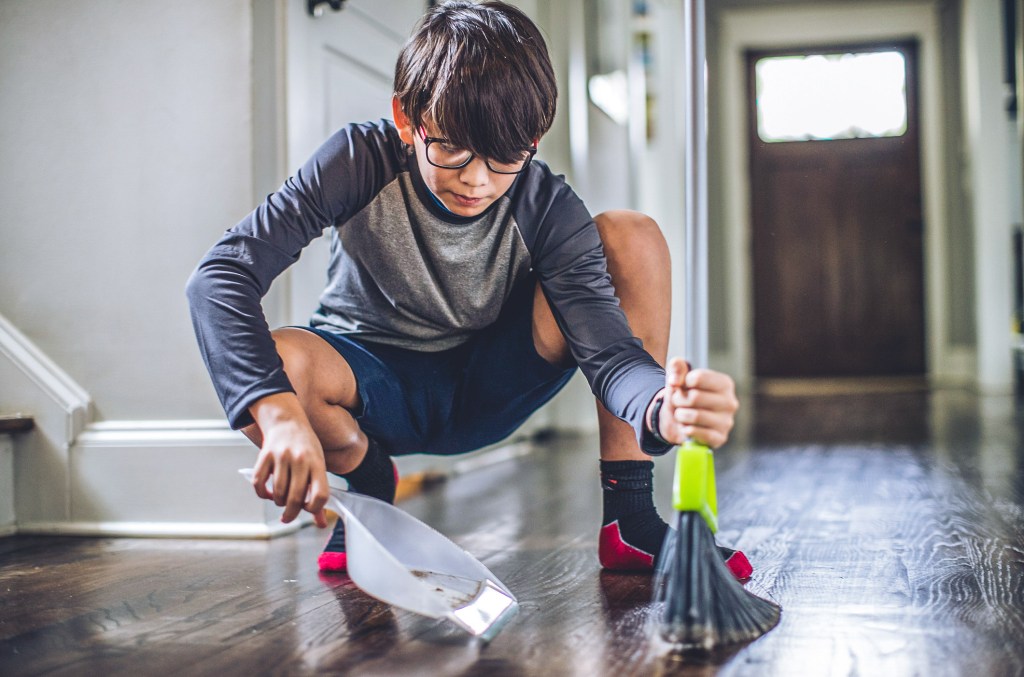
[250,393,330,528]
[654,357,739,448]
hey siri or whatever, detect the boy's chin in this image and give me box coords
[445,200,491,217]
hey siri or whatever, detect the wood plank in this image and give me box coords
[1,390,1022,675]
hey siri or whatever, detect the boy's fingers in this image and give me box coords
[671,388,738,413]
[666,357,688,388]
[252,455,273,500]
[680,424,728,449]
[684,368,734,394]
[673,407,733,432]
[311,509,328,529]
[662,419,690,445]
[273,466,290,507]
[282,469,308,523]
[305,487,329,515]
[664,418,730,448]
[305,475,330,528]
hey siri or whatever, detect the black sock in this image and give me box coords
[323,438,396,555]
[598,460,754,577]
[599,459,669,562]
[340,437,397,503]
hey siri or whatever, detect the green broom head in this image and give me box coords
[654,442,781,651]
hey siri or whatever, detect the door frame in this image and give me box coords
[715,2,967,389]
[746,39,925,378]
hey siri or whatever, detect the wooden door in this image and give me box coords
[748,42,925,378]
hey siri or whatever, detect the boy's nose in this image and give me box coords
[458,157,490,187]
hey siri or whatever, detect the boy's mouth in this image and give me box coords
[451,193,485,207]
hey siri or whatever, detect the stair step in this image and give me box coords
[0,414,34,434]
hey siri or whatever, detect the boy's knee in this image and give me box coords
[594,210,669,268]
[269,328,328,405]
[270,328,313,378]
[322,432,367,474]
[269,327,361,413]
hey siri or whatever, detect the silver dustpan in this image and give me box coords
[240,469,518,641]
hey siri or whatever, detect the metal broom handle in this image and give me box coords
[682,0,708,370]
[671,0,718,531]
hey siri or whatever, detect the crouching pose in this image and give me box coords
[186,0,747,578]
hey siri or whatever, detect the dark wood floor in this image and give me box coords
[2,389,1023,676]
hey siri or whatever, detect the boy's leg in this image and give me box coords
[589,211,674,570]
[532,210,750,578]
[240,328,397,571]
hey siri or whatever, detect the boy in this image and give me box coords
[186,1,748,577]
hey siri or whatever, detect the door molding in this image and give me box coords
[716,2,970,389]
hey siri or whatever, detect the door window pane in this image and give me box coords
[755,51,908,142]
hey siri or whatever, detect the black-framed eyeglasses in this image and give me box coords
[417,127,537,175]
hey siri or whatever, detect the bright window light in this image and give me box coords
[588,70,630,125]
[755,51,908,142]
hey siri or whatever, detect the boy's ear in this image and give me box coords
[391,97,416,145]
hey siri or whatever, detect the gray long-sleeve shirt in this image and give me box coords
[186,120,666,451]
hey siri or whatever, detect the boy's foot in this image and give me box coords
[597,517,753,580]
[598,458,752,579]
[318,518,352,573]
[318,438,398,573]
[716,544,753,580]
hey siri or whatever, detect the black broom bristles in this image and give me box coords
[655,511,781,650]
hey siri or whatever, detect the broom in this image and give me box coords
[653,0,780,650]
[654,441,780,649]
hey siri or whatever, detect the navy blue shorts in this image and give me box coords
[302,283,577,456]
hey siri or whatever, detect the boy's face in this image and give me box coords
[392,98,521,218]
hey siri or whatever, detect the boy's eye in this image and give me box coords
[489,151,532,170]
[438,143,464,155]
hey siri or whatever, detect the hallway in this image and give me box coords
[1,389,1022,675]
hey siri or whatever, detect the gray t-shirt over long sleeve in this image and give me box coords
[186,119,666,451]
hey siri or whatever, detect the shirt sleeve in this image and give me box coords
[185,123,393,429]
[525,179,669,453]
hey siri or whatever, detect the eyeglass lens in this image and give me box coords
[425,141,531,174]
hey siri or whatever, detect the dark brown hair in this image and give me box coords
[393,1,557,165]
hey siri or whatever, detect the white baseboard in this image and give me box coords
[12,417,550,539]
[0,435,13,534]
[931,345,977,389]
[21,419,291,538]
[17,519,304,540]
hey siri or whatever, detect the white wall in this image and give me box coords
[961,0,1017,394]
[0,0,253,421]
[0,1,284,536]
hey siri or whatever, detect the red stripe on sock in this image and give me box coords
[599,521,654,571]
[724,548,753,580]
[318,551,348,573]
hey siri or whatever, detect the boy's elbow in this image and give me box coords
[184,266,208,309]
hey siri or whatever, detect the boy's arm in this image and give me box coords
[528,189,664,450]
[185,123,391,430]
[185,230,303,429]
[527,180,737,452]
